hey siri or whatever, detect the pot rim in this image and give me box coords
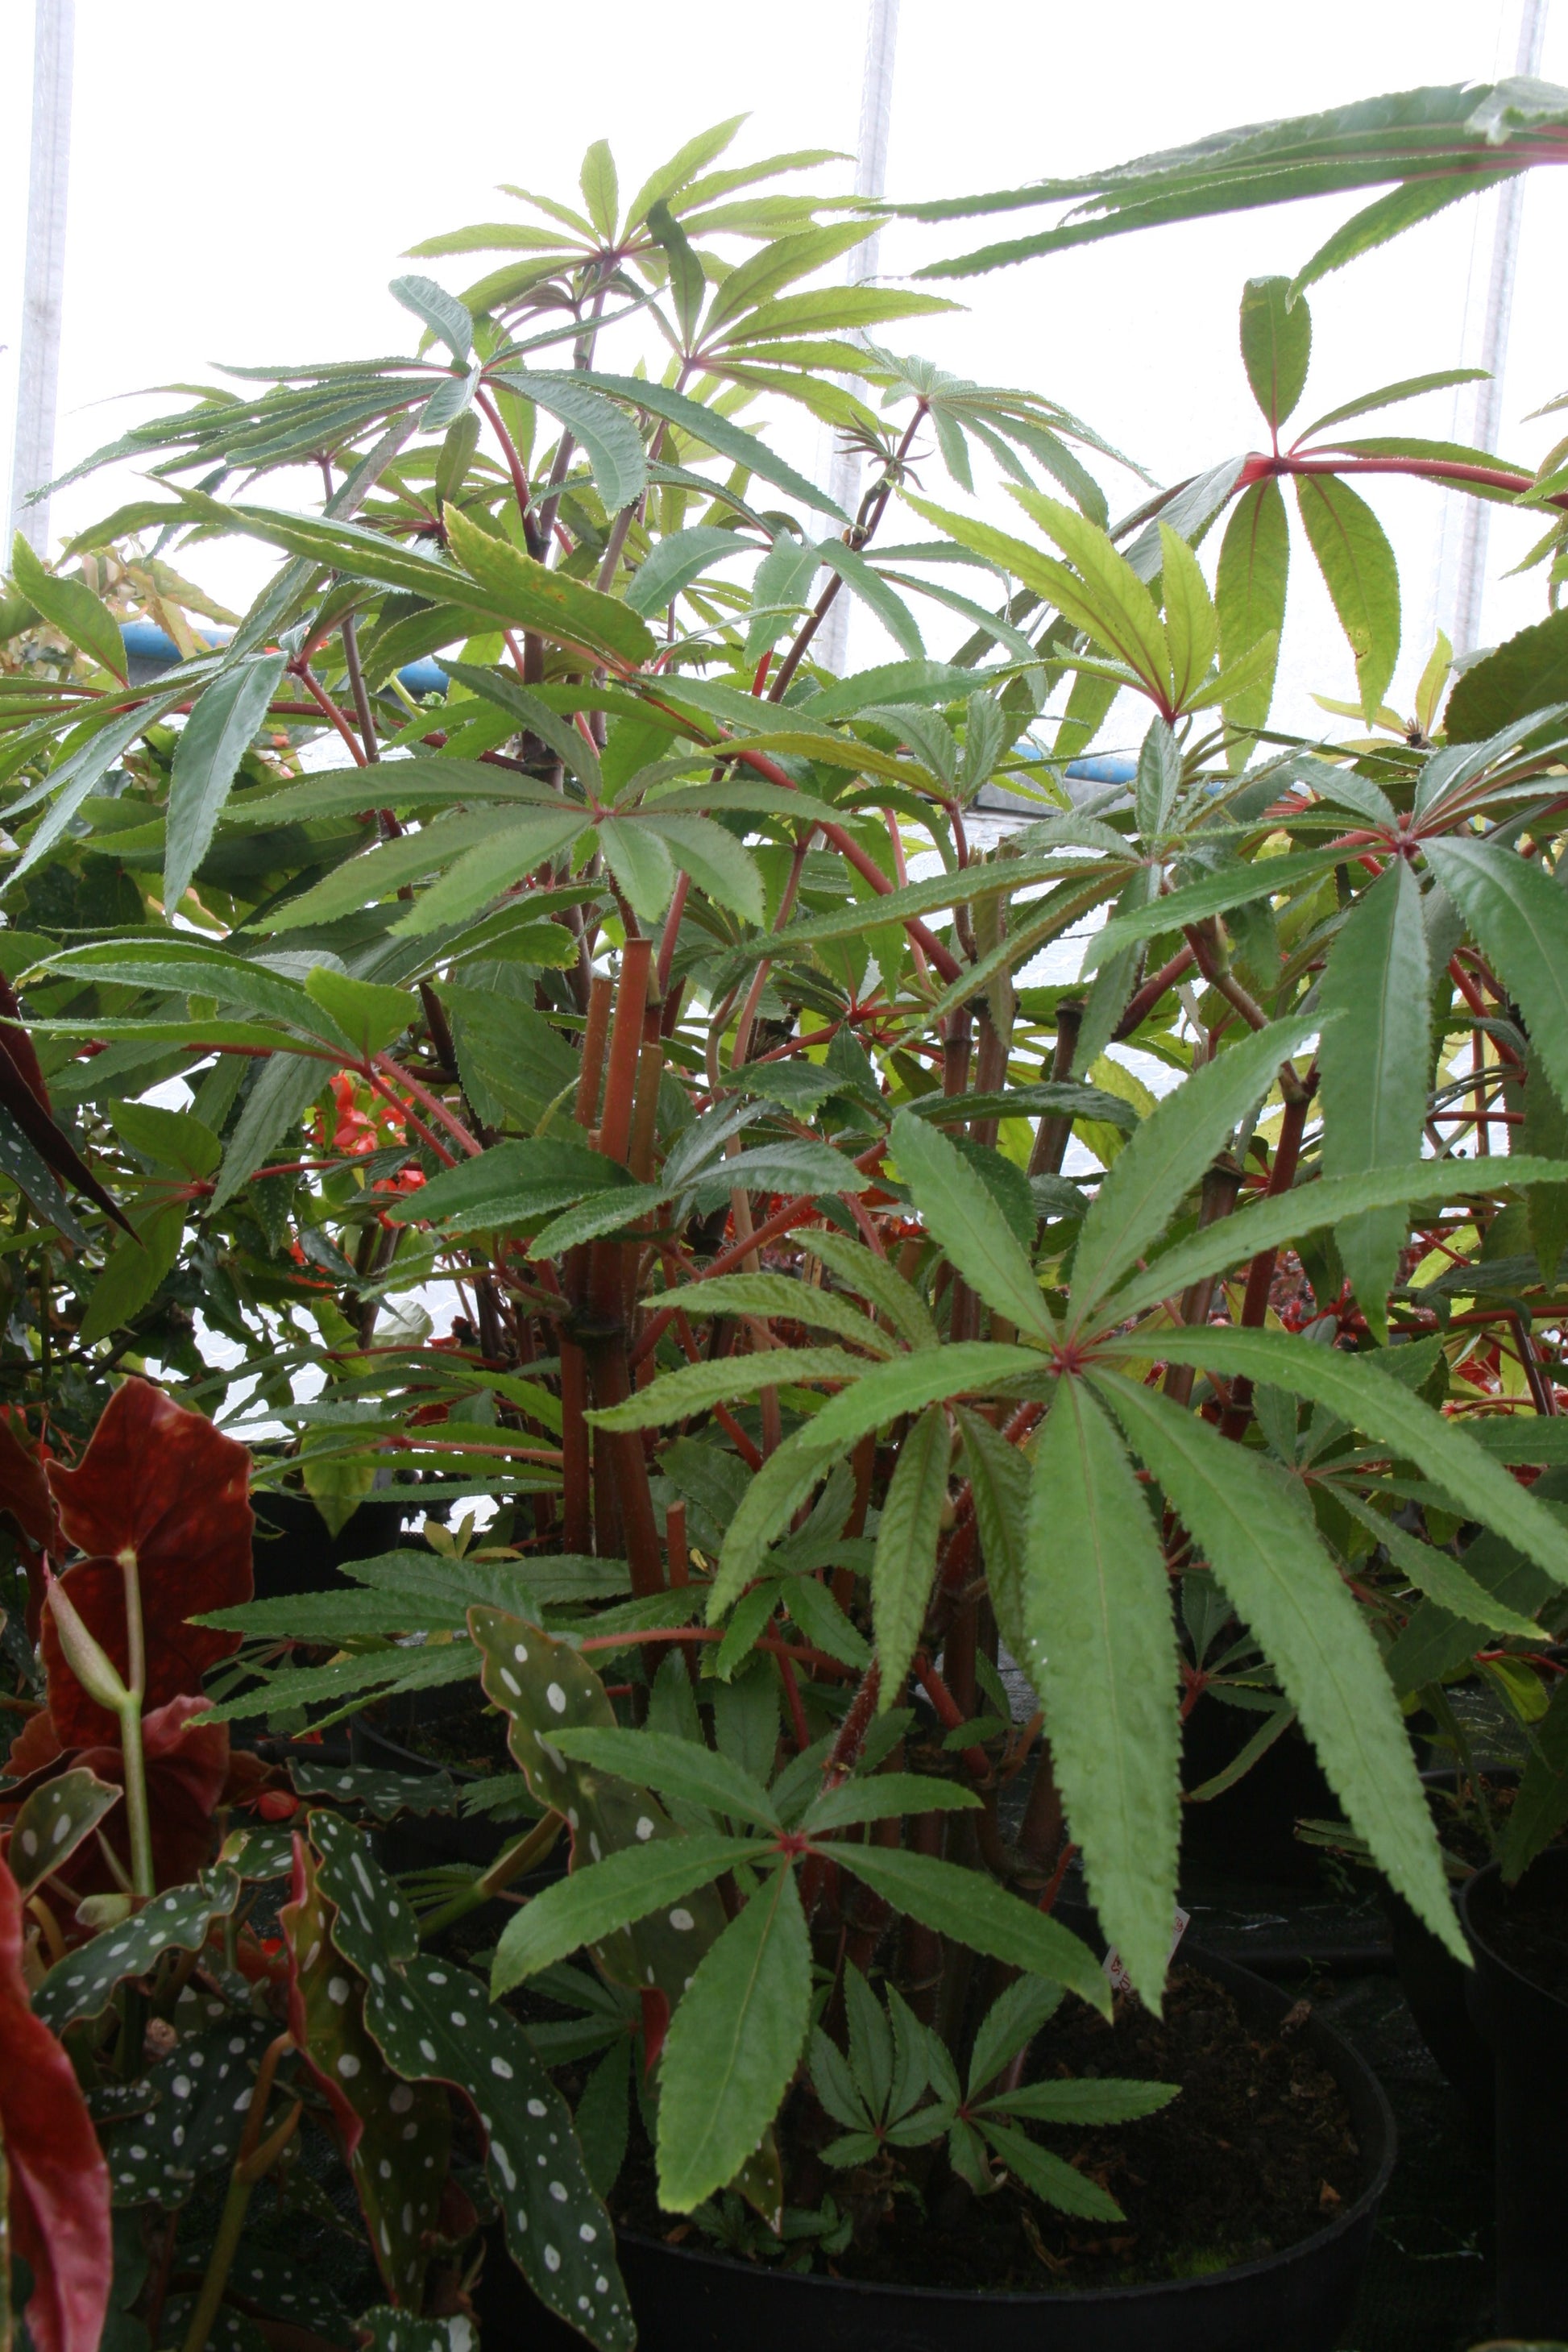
[1459,1849,1568,2017]
[606,1944,1396,2314]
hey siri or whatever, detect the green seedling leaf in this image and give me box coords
[829,1844,1110,2014]
[656,1864,810,2219]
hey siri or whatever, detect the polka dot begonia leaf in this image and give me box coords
[288,1760,461,1820]
[6,1765,122,1895]
[34,1866,243,2035]
[102,2014,277,2209]
[308,1811,634,2352]
[281,1837,448,2312]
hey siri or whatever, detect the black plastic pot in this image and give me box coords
[251,1489,410,1599]
[1379,1767,1516,2134]
[1461,1848,1568,2337]
[476,1945,1393,2352]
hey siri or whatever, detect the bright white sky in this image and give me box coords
[3,0,1568,751]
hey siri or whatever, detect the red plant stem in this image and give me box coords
[656,872,691,996]
[363,1074,455,1168]
[475,386,533,527]
[1113,945,1196,1040]
[561,1343,591,1553]
[292,662,367,765]
[632,1137,890,1366]
[596,941,650,1168]
[370,1053,482,1157]
[769,404,927,699]
[577,974,614,1129]
[912,1654,991,1782]
[777,1648,811,1753]
[1217,1076,1315,1440]
[1035,1838,1080,1917]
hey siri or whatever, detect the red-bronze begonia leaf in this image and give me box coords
[0,1848,112,2352]
[0,1412,59,1641]
[42,1380,254,1745]
[3,1696,230,1898]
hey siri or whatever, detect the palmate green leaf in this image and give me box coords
[1079,849,1337,972]
[388,1135,629,1233]
[1422,836,1568,1120]
[214,1045,329,1209]
[1124,1325,1568,1591]
[303,966,415,1056]
[708,1344,1043,1612]
[588,1347,869,1434]
[550,1727,779,1828]
[443,504,654,667]
[1521,1042,1568,1285]
[656,1863,811,2216]
[1239,276,1311,431]
[889,1110,1055,1342]
[624,525,755,616]
[504,372,649,514]
[1067,1016,1315,1322]
[1317,859,1431,1337]
[871,1404,952,1708]
[1158,528,1217,711]
[1327,1481,1546,1640]
[666,1273,898,1355]
[595,815,676,924]
[831,1844,1110,2014]
[801,1229,940,1350]
[40,937,343,1034]
[1025,1379,1180,2000]
[817,543,924,658]
[260,813,512,931]
[5,683,188,887]
[223,753,575,824]
[1101,1155,1568,1324]
[10,533,127,680]
[491,1833,769,1988]
[1012,486,1173,698]
[801,1774,981,1835]
[1215,478,1288,740]
[1295,474,1400,720]
[978,2118,1126,2221]
[574,370,850,523]
[903,81,1568,275]
[761,852,1100,963]
[389,272,473,360]
[165,651,287,909]
[1090,1368,1462,1959]
[391,809,587,934]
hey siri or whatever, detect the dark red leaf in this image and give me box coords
[0,981,131,1235]
[0,1412,60,1639]
[2,1695,230,1899]
[0,1848,112,2352]
[0,974,55,1115]
[43,1381,254,1745]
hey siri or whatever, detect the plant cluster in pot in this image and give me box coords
[12,72,1568,2352]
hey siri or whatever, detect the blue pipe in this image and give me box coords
[119,621,447,701]
[119,628,1143,777]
